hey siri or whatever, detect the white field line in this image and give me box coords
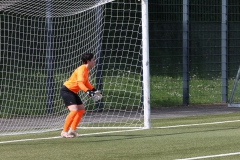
[175,152,240,160]
[154,119,240,129]
[159,120,240,160]
[1,119,240,144]
[0,128,146,144]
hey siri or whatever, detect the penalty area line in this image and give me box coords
[0,136,61,144]
[154,119,240,129]
[0,128,146,144]
[175,152,240,160]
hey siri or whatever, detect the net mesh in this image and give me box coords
[0,0,143,135]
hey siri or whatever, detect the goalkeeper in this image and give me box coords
[60,53,100,138]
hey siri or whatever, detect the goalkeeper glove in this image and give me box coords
[86,89,102,101]
[86,90,100,101]
[86,90,95,97]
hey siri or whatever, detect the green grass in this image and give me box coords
[1,113,240,160]
[0,70,142,117]
[150,76,236,107]
[0,74,236,117]
[0,65,237,117]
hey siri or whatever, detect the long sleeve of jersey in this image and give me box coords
[77,67,93,92]
[63,65,94,93]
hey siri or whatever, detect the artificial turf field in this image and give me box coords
[1,111,240,160]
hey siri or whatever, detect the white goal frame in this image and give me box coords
[0,0,150,135]
[142,0,151,129]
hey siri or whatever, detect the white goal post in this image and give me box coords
[0,0,150,135]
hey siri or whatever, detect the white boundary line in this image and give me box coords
[154,119,240,129]
[0,136,61,144]
[0,128,146,144]
[175,152,240,160]
[1,119,240,144]
[159,120,240,160]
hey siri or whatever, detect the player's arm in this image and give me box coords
[77,67,101,101]
[85,82,102,101]
[85,81,94,91]
[80,81,101,101]
[76,68,90,92]
[78,80,97,97]
[77,68,95,94]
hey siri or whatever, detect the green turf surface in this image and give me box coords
[1,113,240,160]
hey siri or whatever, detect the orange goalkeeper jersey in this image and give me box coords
[63,64,94,93]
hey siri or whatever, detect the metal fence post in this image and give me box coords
[221,0,228,103]
[183,0,189,105]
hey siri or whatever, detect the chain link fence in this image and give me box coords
[149,0,240,107]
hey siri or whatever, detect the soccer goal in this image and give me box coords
[0,0,150,136]
[228,66,240,107]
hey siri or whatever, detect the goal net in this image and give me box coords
[228,66,240,107]
[0,0,149,136]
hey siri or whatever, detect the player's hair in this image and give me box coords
[81,53,94,64]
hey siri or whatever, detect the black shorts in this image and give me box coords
[60,85,83,107]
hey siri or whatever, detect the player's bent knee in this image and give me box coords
[78,104,85,110]
[67,104,79,111]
